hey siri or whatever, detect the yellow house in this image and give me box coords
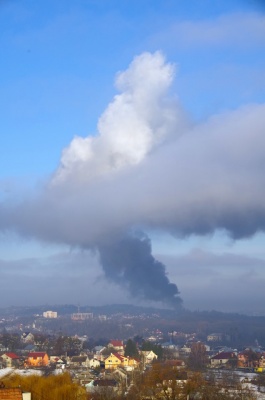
[1,352,20,367]
[105,353,122,369]
[127,358,139,368]
[27,352,49,367]
[105,353,139,370]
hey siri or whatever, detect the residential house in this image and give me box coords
[237,350,260,368]
[50,356,66,368]
[108,340,124,354]
[70,356,89,368]
[104,352,138,370]
[116,354,138,369]
[105,353,122,370]
[210,351,237,367]
[93,346,106,361]
[123,357,139,371]
[86,379,118,394]
[21,332,34,344]
[1,352,20,368]
[141,350,158,364]
[26,352,49,367]
[88,358,101,369]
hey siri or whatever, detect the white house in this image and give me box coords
[210,351,236,367]
[141,350,158,364]
[88,358,101,368]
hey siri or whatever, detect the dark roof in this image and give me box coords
[93,379,117,387]
[211,352,235,360]
[71,356,87,362]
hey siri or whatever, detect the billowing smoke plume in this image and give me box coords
[1,51,265,307]
[98,234,182,307]
[53,51,187,184]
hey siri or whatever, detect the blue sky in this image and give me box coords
[1,0,264,177]
[0,0,265,312]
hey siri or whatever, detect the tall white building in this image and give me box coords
[43,310,58,318]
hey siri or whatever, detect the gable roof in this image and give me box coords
[211,351,236,360]
[3,352,20,359]
[113,353,126,361]
[105,353,121,362]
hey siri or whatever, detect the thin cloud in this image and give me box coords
[152,12,265,49]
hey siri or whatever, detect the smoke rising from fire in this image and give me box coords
[1,52,265,306]
[98,234,182,307]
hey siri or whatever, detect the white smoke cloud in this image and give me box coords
[54,52,187,183]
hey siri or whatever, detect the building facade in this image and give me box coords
[43,311,58,318]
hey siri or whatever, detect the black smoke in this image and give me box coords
[98,233,182,308]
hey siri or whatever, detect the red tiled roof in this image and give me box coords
[0,388,22,400]
[4,352,20,359]
[104,353,121,362]
[110,340,123,347]
[113,353,125,361]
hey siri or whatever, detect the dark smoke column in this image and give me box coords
[98,234,182,308]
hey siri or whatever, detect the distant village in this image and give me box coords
[1,306,265,399]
